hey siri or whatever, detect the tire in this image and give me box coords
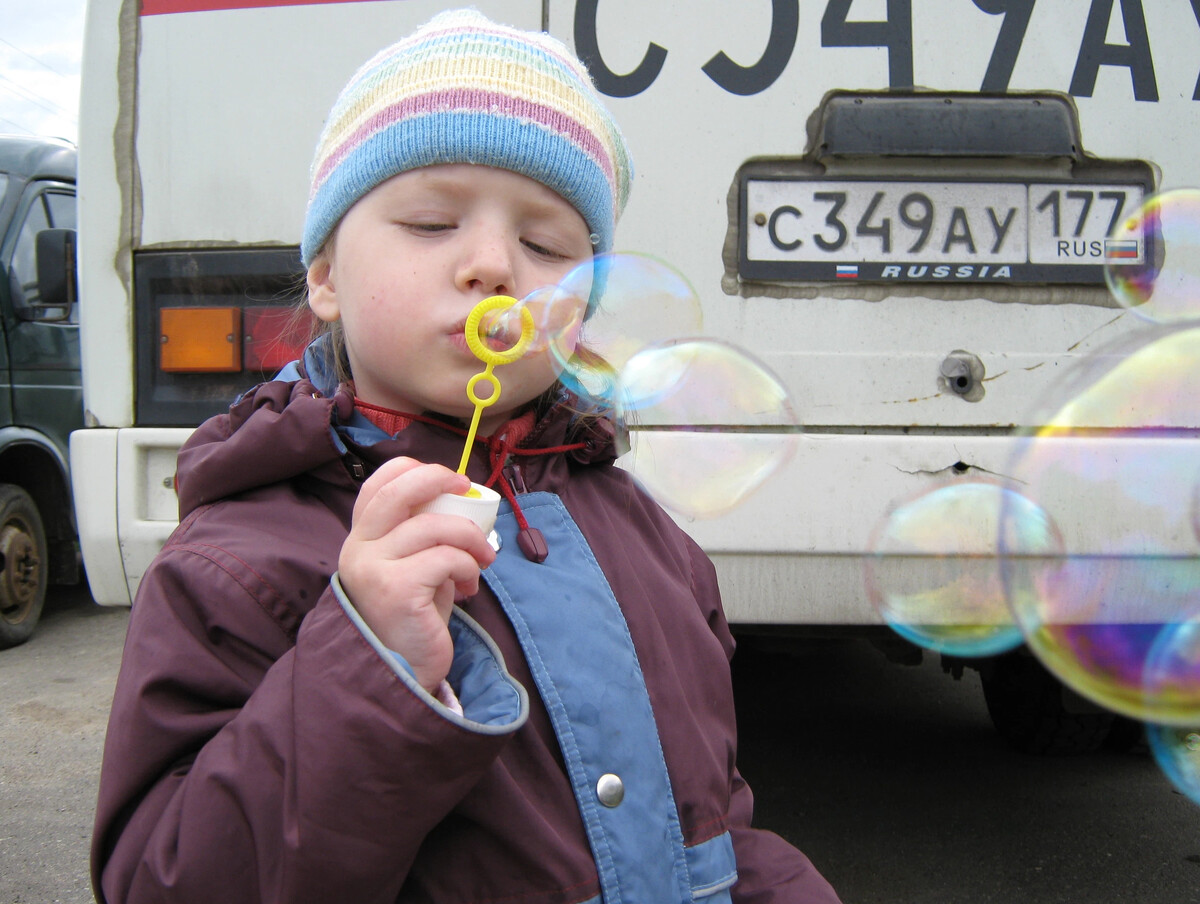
[0,484,47,650]
[981,650,1114,755]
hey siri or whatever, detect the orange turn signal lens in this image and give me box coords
[159,307,242,373]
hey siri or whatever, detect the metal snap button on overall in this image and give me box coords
[596,773,624,808]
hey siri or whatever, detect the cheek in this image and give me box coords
[338,309,403,372]
[348,288,412,336]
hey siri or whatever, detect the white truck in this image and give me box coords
[74,0,1198,750]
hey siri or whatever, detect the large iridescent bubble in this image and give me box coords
[1001,325,1200,724]
[1104,188,1200,324]
[615,339,801,519]
[865,482,1056,657]
[553,252,705,399]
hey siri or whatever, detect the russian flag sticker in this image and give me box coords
[1105,240,1140,260]
[836,264,859,278]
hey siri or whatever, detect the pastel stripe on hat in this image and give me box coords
[304,112,616,267]
[312,89,616,197]
[302,9,632,266]
[328,28,607,139]
[329,24,609,141]
[311,33,626,209]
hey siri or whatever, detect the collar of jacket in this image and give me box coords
[262,337,625,562]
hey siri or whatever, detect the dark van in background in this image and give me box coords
[0,135,83,648]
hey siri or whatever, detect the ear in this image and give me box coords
[306,255,341,323]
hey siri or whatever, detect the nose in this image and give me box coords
[457,230,516,298]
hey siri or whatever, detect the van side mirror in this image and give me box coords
[22,228,77,321]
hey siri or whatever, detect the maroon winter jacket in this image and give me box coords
[91,370,840,904]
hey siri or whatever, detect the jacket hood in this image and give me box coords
[175,337,621,520]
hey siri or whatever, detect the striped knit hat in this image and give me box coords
[301,8,633,266]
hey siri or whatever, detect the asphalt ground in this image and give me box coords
[3,585,1198,903]
[0,585,125,904]
[732,636,1200,904]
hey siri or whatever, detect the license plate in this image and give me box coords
[740,178,1148,284]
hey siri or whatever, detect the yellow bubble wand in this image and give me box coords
[456,295,535,496]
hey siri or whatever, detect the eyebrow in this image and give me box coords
[404,172,469,198]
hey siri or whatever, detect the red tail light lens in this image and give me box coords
[243,306,316,371]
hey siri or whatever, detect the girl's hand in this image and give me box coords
[338,458,497,693]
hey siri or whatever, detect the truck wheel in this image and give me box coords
[981,650,1114,755]
[0,484,47,649]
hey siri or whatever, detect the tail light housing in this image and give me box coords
[135,248,310,425]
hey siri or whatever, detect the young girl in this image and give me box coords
[91,10,841,904]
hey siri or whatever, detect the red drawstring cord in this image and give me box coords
[485,430,585,562]
[357,404,585,562]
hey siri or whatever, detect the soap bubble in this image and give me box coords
[554,252,704,400]
[1104,188,1200,324]
[865,482,1055,657]
[1192,473,1200,545]
[479,285,586,367]
[615,339,800,519]
[1143,618,1200,727]
[1146,723,1200,805]
[1001,325,1200,724]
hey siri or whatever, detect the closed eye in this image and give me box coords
[399,221,455,234]
[522,238,572,260]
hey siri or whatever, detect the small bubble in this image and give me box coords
[616,339,801,518]
[1148,721,1200,804]
[553,252,704,399]
[1104,188,1200,324]
[865,482,1048,657]
[479,287,585,368]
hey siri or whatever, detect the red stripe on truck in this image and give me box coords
[141,0,380,15]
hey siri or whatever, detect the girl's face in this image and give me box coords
[307,164,594,433]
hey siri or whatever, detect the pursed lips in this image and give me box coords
[447,320,473,356]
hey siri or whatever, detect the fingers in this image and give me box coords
[353,546,481,611]
[351,458,473,542]
[342,457,496,599]
[343,518,496,594]
[338,513,488,617]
